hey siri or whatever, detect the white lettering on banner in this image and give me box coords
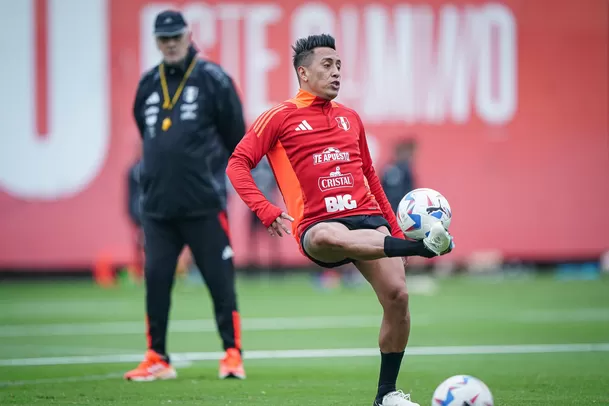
[0,0,109,200]
[420,4,476,124]
[362,5,416,121]
[337,6,360,102]
[218,5,242,82]
[325,194,357,213]
[476,4,517,124]
[245,5,282,119]
[358,3,516,124]
[138,2,516,126]
[184,4,218,53]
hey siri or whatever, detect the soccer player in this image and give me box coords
[226,34,453,406]
[125,10,246,381]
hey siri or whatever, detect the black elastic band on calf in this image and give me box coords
[383,236,429,258]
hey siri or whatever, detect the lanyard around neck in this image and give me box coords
[159,57,197,110]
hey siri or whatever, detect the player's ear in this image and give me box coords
[297,66,309,83]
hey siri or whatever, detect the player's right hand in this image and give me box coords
[268,212,294,237]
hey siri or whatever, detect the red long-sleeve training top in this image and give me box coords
[226,89,403,247]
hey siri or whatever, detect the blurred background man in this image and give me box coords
[124,9,246,382]
[247,156,280,274]
[381,139,417,213]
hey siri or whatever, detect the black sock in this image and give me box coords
[384,236,433,258]
[376,351,405,402]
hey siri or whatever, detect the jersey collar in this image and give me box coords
[294,89,336,108]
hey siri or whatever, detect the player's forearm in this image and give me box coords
[226,157,283,227]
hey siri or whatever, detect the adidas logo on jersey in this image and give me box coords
[294,120,313,131]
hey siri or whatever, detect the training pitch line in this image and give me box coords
[1,343,608,368]
[2,308,609,338]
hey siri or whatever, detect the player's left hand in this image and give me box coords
[268,212,294,237]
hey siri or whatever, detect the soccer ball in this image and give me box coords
[396,188,452,240]
[432,375,494,406]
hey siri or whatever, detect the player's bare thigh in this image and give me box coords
[302,221,353,263]
[354,226,406,302]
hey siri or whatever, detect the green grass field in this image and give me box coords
[1,273,608,405]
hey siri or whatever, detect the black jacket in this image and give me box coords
[133,45,245,218]
[381,161,415,213]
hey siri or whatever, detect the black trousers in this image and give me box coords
[142,212,240,357]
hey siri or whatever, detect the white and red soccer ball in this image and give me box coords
[432,375,494,406]
[396,188,452,240]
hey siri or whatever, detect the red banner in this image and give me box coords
[0,0,608,268]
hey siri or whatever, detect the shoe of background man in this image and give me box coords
[423,222,454,256]
[124,350,177,381]
[218,348,246,379]
[373,390,421,406]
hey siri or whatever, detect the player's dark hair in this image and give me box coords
[292,34,336,72]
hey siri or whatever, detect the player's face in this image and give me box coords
[156,31,190,65]
[305,47,341,100]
